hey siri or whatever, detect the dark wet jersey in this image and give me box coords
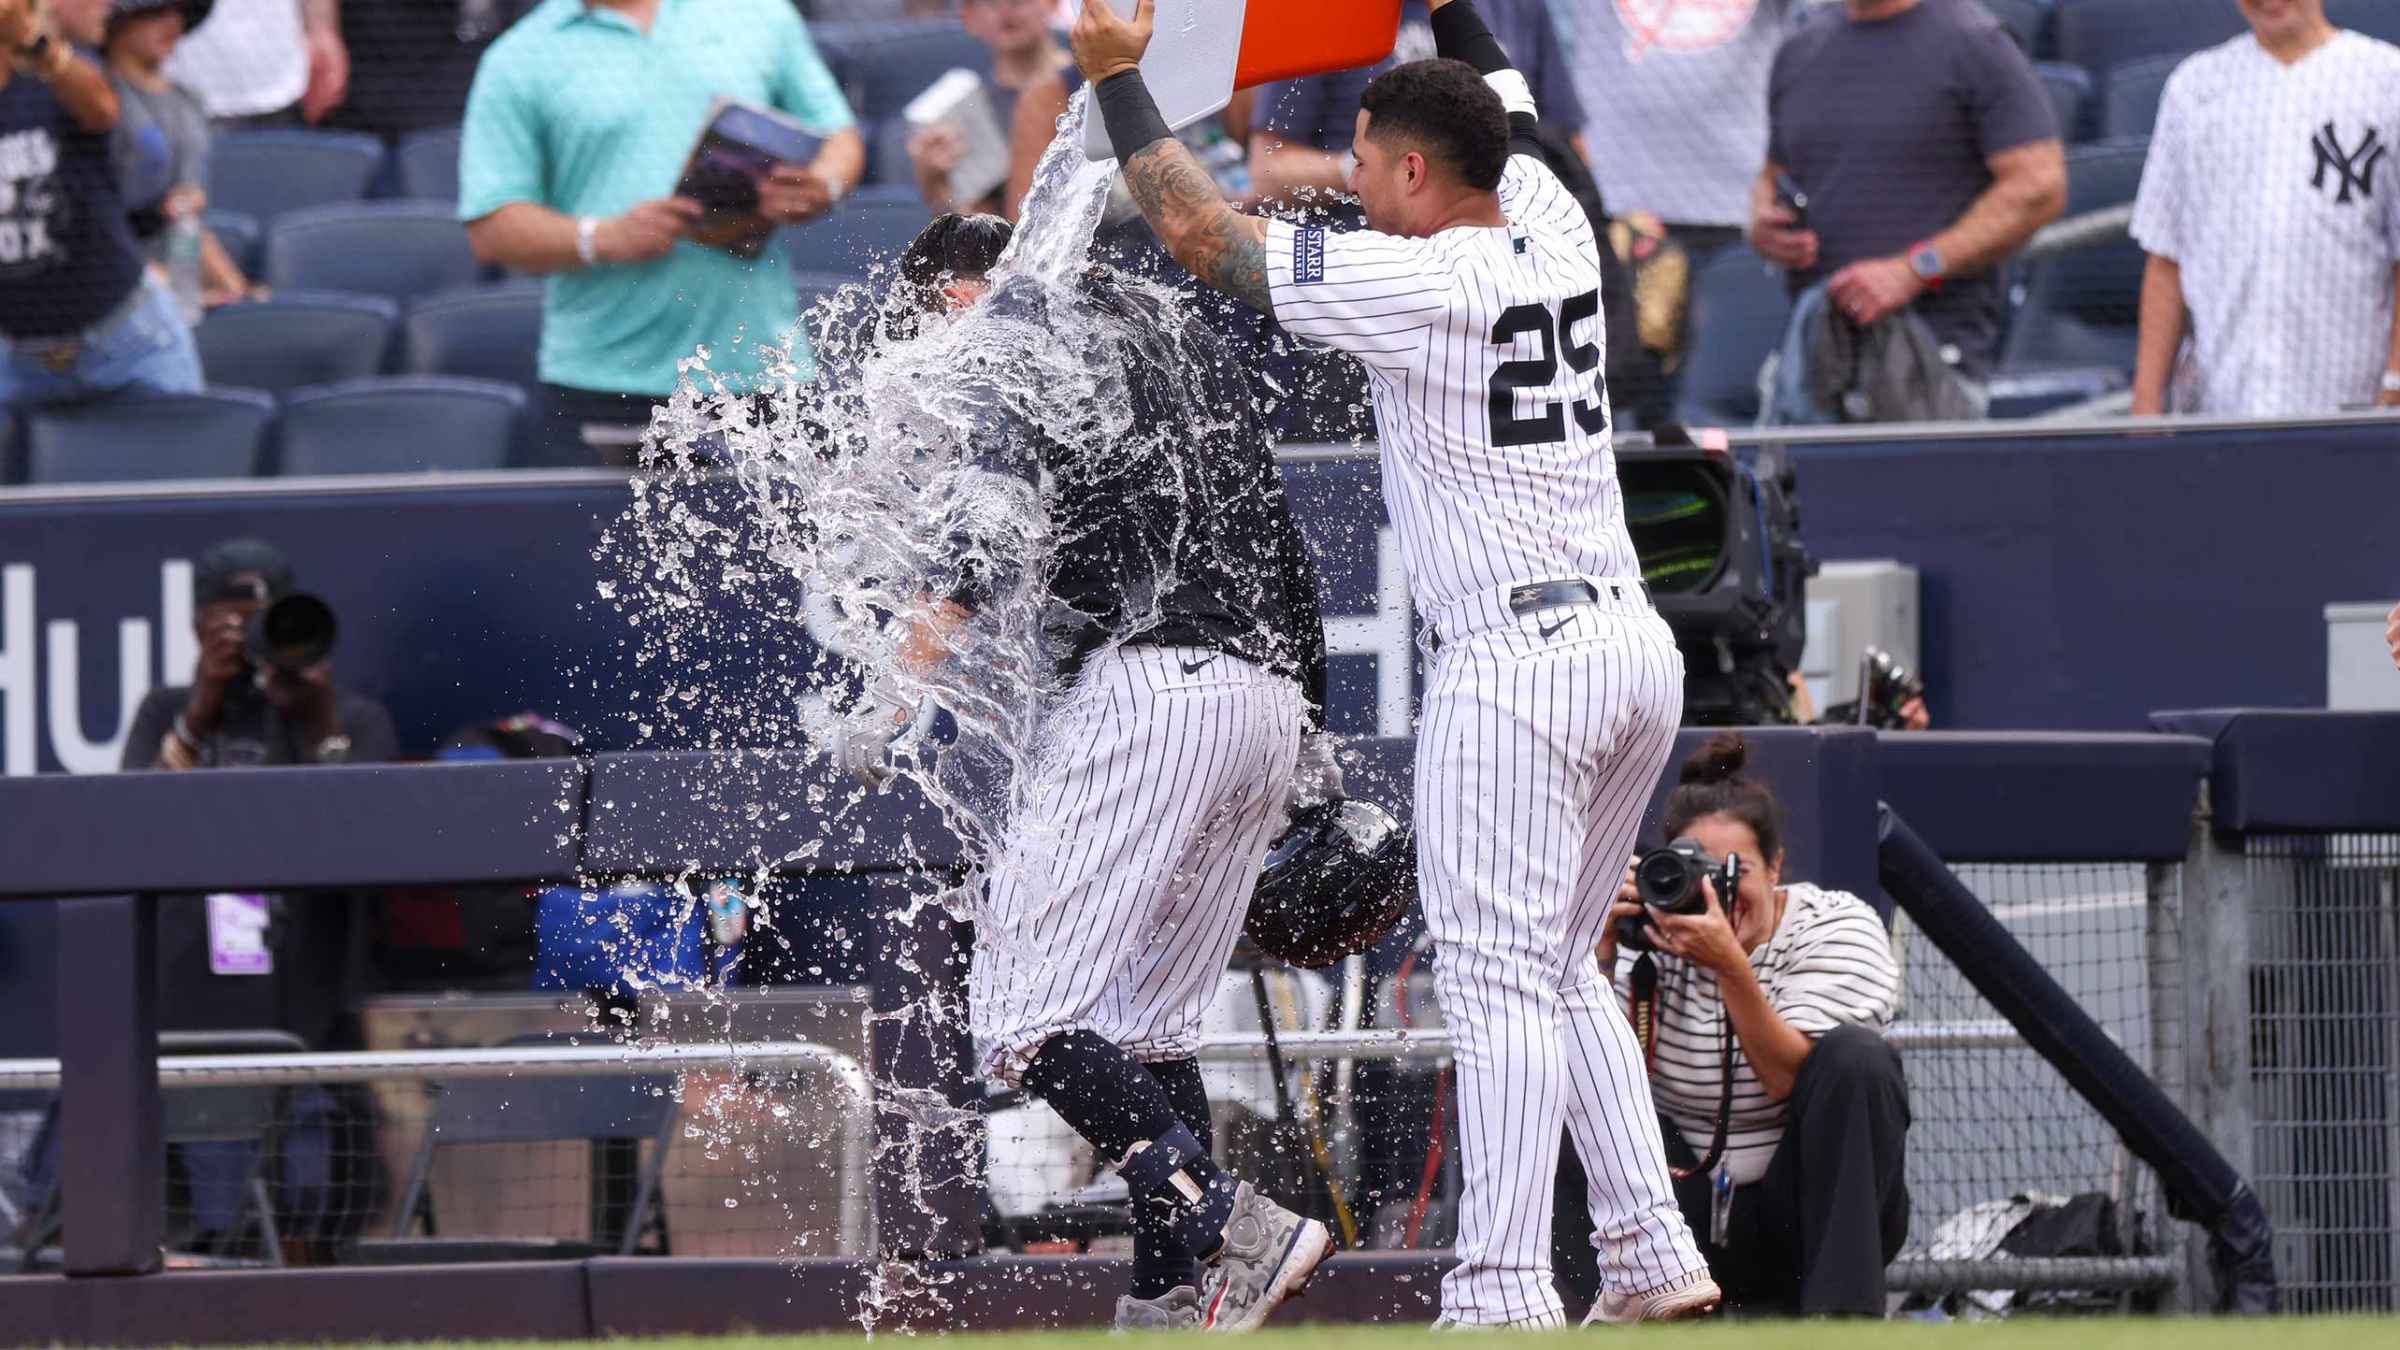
[958,269,1329,726]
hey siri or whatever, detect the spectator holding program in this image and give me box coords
[906,0,1067,216]
[2130,0,2400,417]
[459,0,863,466]
[1752,0,2063,422]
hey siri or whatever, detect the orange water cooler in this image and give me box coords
[1081,0,1402,160]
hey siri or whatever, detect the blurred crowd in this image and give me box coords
[0,0,2395,475]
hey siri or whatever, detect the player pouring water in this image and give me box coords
[1070,0,1721,1325]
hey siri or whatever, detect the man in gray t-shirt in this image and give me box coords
[1751,0,2064,375]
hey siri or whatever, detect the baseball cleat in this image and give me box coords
[1199,1183,1334,1331]
[1581,1272,1723,1325]
[1116,1285,1204,1331]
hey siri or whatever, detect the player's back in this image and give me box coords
[1265,153,1642,612]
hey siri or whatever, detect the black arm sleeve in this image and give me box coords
[1429,0,1543,157]
[1267,496,1330,734]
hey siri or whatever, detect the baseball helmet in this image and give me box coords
[1245,797,1417,969]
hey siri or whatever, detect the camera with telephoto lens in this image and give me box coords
[1615,838,1744,954]
[244,593,338,675]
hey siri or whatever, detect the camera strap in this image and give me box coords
[1628,951,1737,1183]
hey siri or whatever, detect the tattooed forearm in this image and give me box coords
[1121,137,1273,313]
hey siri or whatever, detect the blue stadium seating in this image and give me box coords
[785,186,933,278]
[399,284,545,391]
[277,377,527,475]
[2054,0,2246,74]
[0,407,17,484]
[264,203,482,302]
[2328,0,2400,44]
[872,117,920,189]
[1977,0,2056,58]
[24,389,275,484]
[1999,138,2150,380]
[1672,244,1793,428]
[396,126,464,203]
[820,17,992,121]
[195,292,400,395]
[2100,53,2179,140]
[206,130,387,223]
[2034,61,2094,142]
[204,209,262,277]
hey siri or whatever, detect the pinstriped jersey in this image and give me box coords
[1261,154,1642,615]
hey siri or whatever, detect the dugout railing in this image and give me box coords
[0,720,2388,1340]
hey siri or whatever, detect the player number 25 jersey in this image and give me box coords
[1262,155,1642,615]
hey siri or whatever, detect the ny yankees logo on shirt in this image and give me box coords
[2311,122,2386,205]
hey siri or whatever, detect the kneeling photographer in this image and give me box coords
[1601,733,1906,1316]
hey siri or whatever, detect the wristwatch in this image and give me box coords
[1907,239,1947,290]
[575,215,602,268]
[312,734,353,764]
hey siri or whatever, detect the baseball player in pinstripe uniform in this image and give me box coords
[1073,0,1719,1325]
[838,215,1341,1330]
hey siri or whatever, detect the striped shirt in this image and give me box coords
[2130,30,2400,416]
[1260,152,1642,616]
[1610,883,1901,1186]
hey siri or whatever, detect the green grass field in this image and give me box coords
[207,1322,2394,1350]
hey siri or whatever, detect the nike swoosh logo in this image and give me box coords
[1537,615,1578,640]
[1180,656,1218,675]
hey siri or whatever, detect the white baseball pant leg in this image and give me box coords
[1417,594,1709,1325]
[970,645,1303,1085]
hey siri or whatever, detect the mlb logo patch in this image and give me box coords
[1294,226,1326,284]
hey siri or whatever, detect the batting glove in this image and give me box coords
[833,676,936,790]
[1290,732,1346,811]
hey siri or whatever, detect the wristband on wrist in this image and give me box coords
[1095,70,1173,164]
[575,215,601,267]
[2379,370,2400,395]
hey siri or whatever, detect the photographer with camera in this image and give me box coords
[1599,733,1906,1317]
[123,537,393,772]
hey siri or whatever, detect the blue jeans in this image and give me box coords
[0,276,204,409]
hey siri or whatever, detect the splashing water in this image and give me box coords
[594,91,1284,1326]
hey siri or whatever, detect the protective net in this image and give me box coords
[2245,832,2400,1315]
[1889,860,2176,1312]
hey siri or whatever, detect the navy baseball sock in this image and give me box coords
[1023,1031,1240,1260]
[1131,1056,1212,1298]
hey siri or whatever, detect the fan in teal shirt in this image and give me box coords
[459,0,857,399]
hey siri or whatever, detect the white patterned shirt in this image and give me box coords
[1612,882,1900,1185]
[2130,30,2400,416]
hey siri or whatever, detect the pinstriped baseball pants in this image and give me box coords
[970,645,1304,1086]
[1418,601,1709,1325]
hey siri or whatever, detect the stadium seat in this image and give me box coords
[194,292,399,395]
[785,185,934,278]
[206,129,387,223]
[2054,0,2246,74]
[2033,61,2093,143]
[24,388,274,484]
[872,117,920,189]
[1999,139,2150,382]
[263,202,482,302]
[824,17,991,121]
[2328,0,2400,44]
[398,283,545,390]
[1975,0,2055,58]
[0,407,18,484]
[2100,54,2180,140]
[203,208,262,277]
[395,126,463,203]
[1671,245,1793,428]
[277,376,527,475]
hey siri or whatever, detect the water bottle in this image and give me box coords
[165,213,205,328]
